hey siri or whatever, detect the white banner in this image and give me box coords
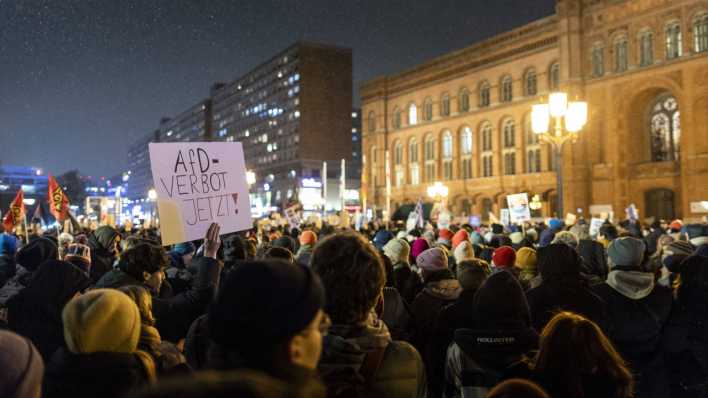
[149,142,251,246]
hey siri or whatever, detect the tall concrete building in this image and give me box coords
[362,0,708,221]
[210,42,353,208]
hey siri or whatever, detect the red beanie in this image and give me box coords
[438,228,454,242]
[492,246,516,268]
[452,230,470,249]
[299,230,318,246]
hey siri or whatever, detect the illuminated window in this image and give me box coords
[592,45,605,77]
[442,131,453,180]
[694,14,708,52]
[424,134,435,182]
[408,103,417,125]
[480,122,493,177]
[409,138,420,185]
[666,22,683,59]
[649,93,681,162]
[460,127,473,179]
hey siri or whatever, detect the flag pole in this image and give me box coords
[23,211,30,245]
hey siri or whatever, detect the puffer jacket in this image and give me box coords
[318,313,426,398]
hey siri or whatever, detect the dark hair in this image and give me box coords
[263,246,295,264]
[599,224,619,241]
[118,243,169,281]
[311,232,385,324]
[487,378,550,398]
[533,312,633,398]
[456,259,489,291]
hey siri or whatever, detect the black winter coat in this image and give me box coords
[578,239,608,280]
[663,304,708,398]
[43,348,151,398]
[87,230,118,284]
[393,263,423,305]
[526,278,608,333]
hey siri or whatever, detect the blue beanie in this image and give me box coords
[0,234,18,257]
[373,230,394,251]
[172,241,196,256]
[548,218,563,230]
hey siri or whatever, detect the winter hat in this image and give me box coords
[516,247,538,271]
[457,259,489,292]
[491,224,504,235]
[16,237,58,272]
[172,241,196,256]
[299,230,318,246]
[383,238,410,265]
[509,232,524,245]
[569,223,590,240]
[452,229,470,249]
[438,228,454,243]
[669,219,683,232]
[58,232,74,247]
[272,236,298,254]
[454,241,475,263]
[473,270,531,325]
[92,226,119,251]
[223,235,247,262]
[607,237,646,269]
[62,289,141,354]
[470,231,483,245]
[209,260,325,347]
[396,231,407,240]
[492,246,516,268]
[372,230,394,251]
[537,244,581,279]
[548,218,563,230]
[551,231,579,248]
[0,330,44,398]
[64,243,92,274]
[410,238,430,261]
[416,247,448,272]
[0,234,17,257]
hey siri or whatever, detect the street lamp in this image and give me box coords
[246,170,256,186]
[531,92,588,217]
[427,182,449,219]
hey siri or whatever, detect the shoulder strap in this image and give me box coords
[360,346,387,388]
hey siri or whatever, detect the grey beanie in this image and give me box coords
[608,237,646,269]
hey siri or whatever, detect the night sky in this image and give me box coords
[1,0,555,178]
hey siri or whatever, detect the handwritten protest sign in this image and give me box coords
[149,142,251,246]
[506,193,531,223]
[589,217,604,237]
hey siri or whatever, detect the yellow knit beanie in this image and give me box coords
[62,288,141,354]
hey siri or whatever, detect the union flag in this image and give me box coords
[48,174,70,222]
[2,190,25,232]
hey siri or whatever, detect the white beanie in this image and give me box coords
[383,238,410,265]
[454,241,475,263]
[509,232,523,245]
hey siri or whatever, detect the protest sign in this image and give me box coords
[506,193,531,223]
[149,142,251,246]
[438,210,451,229]
[284,203,303,226]
[469,215,481,227]
[500,209,510,226]
[565,213,577,226]
[589,217,604,237]
[626,203,639,221]
[406,211,419,232]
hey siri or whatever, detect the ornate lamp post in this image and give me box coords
[531,92,588,217]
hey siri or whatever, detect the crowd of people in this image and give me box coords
[0,214,707,398]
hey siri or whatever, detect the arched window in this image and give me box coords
[481,198,493,221]
[442,131,453,180]
[666,22,683,59]
[694,14,708,53]
[409,138,420,185]
[502,119,516,175]
[592,44,605,77]
[525,69,537,96]
[614,36,628,72]
[459,88,470,112]
[525,115,541,173]
[478,81,491,107]
[460,126,473,179]
[480,122,493,177]
[549,63,560,90]
[441,93,450,116]
[500,76,513,102]
[408,103,418,125]
[393,107,402,129]
[649,93,681,162]
[367,111,376,132]
[424,134,436,182]
[394,141,405,187]
[423,98,433,121]
[639,30,654,66]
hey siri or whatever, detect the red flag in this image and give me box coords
[2,190,25,232]
[48,174,70,222]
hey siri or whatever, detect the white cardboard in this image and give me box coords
[506,193,531,223]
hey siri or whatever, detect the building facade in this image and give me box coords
[211,42,353,208]
[361,0,708,222]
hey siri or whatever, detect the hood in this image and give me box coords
[606,270,655,299]
[424,278,462,300]
[473,270,531,326]
[319,314,392,390]
[538,244,581,280]
[453,326,537,369]
[90,226,119,251]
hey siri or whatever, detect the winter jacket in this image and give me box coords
[393,262,424,305]
[87,226,119,284]
[184,313,210,370]
[663,304,708,398]
[0,265,32,307]
[43,347,153,398]
[411,269,462,396]
[318,313,426,398]
[295,244,313,267]
[382,287,413,342]
[592,270,673,398]
[95,256,221,342]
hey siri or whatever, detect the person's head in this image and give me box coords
[64,243,92,274]
[473,270,531,327]
[551,231,578,249]
[209,260,326,373]
[452,229,470,250]
[492,246,516,268]
[599,224,619,242]
[0,330,44,398]
[548,218,563,231]
[118,243,170,292]
[271,236,297,254]
[263,246,295,264]
[516,247,539,280]
[383,238,410,265]
[16,237,58,272]
[456,259,489,292]
[607,237,646,270]
[118,285,156,327]
[410,238,430,262]
[437,228,454,245]
[453,241,475,264]
[662,240,695,273]
[299,230,318,247]
[92,225,119,253]
[675,255,708,312]
[569,223,590,240]
[537,244,581,281]
[62,289,142,354]
[534,312,633,398]
[58,232,74,251]
[172,242,196,267]
[224,235,247,264]
[416,247,449,280]
[311,232,384,325]
[486,379,550,398]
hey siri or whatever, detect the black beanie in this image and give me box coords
[209,260,325,347]
[491,223,504,235]
[473,270,531,327]
[16,237,58,272]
